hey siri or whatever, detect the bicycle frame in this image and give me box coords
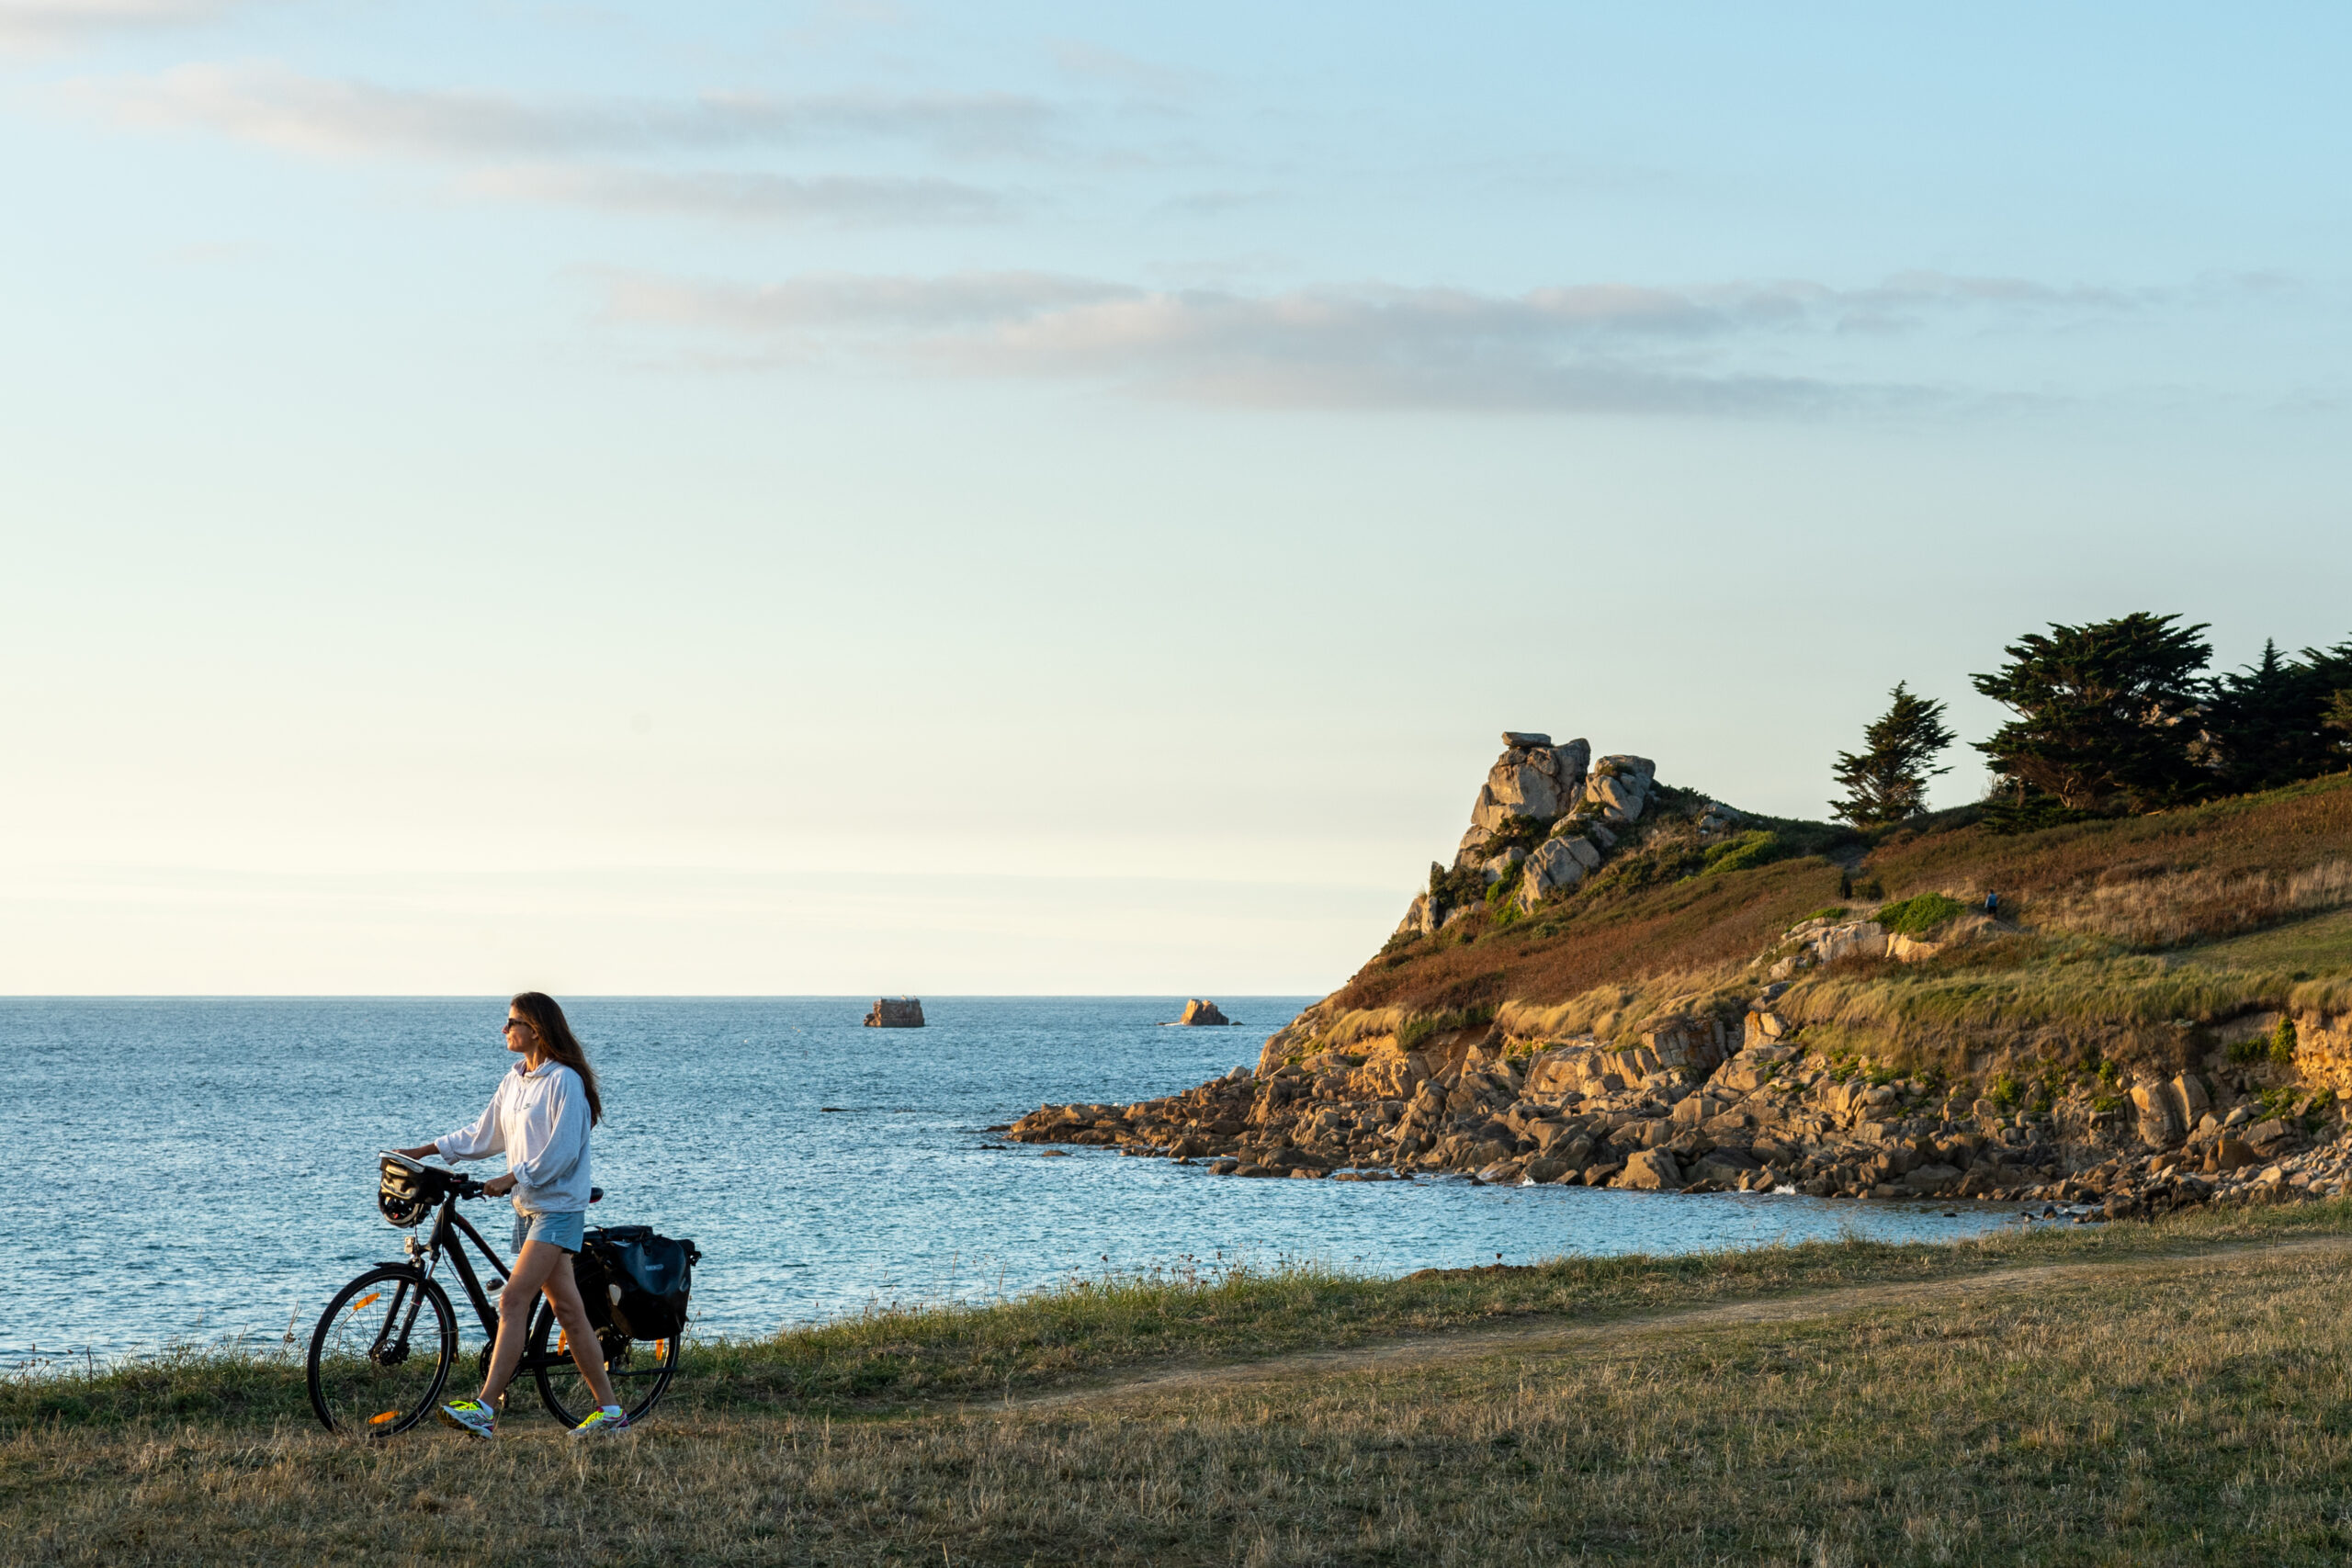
[413,1191,515,1348]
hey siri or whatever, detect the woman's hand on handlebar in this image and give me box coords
[481,1173,517,1198]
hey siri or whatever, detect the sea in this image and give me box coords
[2,997,2022,1363]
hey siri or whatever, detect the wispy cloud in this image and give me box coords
[1047,40,1205,100]
[591,267,2135,412]
[464,164,1007,225]
[63,61,1035,225]
[0,0,243,52]
[67,62,1058,159]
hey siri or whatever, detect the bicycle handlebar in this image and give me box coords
[444,1178,602,1202]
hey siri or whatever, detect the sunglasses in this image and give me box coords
[503,1020,535,1035]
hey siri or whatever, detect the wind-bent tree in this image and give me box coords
[1973,612,2212,818]
[2202,637,2352,792]
[1829,682,1957,826]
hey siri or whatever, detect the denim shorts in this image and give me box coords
[513,1209,586,1255]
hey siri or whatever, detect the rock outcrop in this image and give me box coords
[1174,998,1232,1026]
[1006,733,2352,1222]
[865,998,925,1028]
[1403,734,1678,933]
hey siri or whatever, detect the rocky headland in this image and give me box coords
[1012,733,2352,1220]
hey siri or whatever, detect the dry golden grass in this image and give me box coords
[2030,859,2352,949]
[15,1209,2352,1564]
[1498,973,1747,1046]
[1784,939,2297,1040]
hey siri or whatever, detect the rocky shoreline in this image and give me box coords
[1009,985,2352,1221]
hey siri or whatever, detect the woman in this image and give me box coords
[393,991,628,1438]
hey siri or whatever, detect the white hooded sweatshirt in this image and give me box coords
[435,1059,594,1215]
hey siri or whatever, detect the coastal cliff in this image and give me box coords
[1012,733,2352,1217]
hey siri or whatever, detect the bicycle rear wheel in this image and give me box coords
[528,1301,680,1427]
[307,1266,455,1435]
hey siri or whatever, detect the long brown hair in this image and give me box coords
[510,991,603,1126]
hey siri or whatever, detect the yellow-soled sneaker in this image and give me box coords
[570,1406,631,1438]
[436,1398,497,1439]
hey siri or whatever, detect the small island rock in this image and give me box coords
[1175,998,1233,1026]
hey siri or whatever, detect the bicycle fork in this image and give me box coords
[370,1239,438,1367]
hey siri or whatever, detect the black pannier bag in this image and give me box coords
[581,1225,700,1340]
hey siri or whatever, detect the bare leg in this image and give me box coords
[540,1258,620,1411]
[480,1239,568,1411]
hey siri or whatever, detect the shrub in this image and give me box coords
[1702,830,1787,877]
[1988,1072,2022,1109]
[1804,906,1849,924]
[2271,1014,2299,1066]
[1876,892,1966,937]
[1396,1007,1495,1054]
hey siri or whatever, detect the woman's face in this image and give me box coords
[503,1010,536,1057]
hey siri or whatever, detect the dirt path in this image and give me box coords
[1015,1234,2352,1412]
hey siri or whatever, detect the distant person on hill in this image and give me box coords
[390,991,628,1438]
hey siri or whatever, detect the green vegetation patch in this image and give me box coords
[1395,1005,1494,1054]
[1876,891,1967,937]
[2192,905,2352,977]
[1702,829,1789,876]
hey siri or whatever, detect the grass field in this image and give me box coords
[12,1204,2352,1563]
[2192,904,2352,976]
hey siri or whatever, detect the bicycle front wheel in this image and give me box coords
[307,1266,456,1436]
[529,1301,681,1427]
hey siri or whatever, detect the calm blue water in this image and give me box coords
[1,998,2017,1360]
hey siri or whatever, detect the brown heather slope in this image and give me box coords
[1334,770,2352,1023]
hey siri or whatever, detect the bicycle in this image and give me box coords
[306,1154,683,1436]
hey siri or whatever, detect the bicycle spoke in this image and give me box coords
[528,1298,681,1427]
[309,1268,454,1436]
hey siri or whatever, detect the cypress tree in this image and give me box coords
[1972,612,2212,818]
[1829,682,1958,827]
[2205,637,2352,791]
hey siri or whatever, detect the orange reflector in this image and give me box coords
[655,1340,667,1360]
[368,1410,401,1426]
[350,1292,381,1314]
[558,1330,570,1355]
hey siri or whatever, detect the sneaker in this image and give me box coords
[436,1398,498,1439]
[570,1407,631,1438]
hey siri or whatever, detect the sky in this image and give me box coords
[5,1,2351,994]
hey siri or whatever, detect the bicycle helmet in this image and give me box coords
[378,1154,448,1228]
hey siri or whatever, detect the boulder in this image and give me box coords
[2130,1084,2182,1145]
[1904,1163,1963,1196]
[1813,921,1888,964]
[1174,998,1231,1027]
[1618,1148,1684,1190]
[2171,1074,2211,1130]
[1586,773,1646,823]
[1691,1148,1762,1184]
[1491,761,1566,818]
[1483,847,1529,883]
[864,998,925,1028]
[2247,1118,2294,1150]
[2210,1134,2257,1172]
[1519,837,1589,908]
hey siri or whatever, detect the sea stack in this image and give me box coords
[864,998,925,1028]
[1175,998,1232,1026]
